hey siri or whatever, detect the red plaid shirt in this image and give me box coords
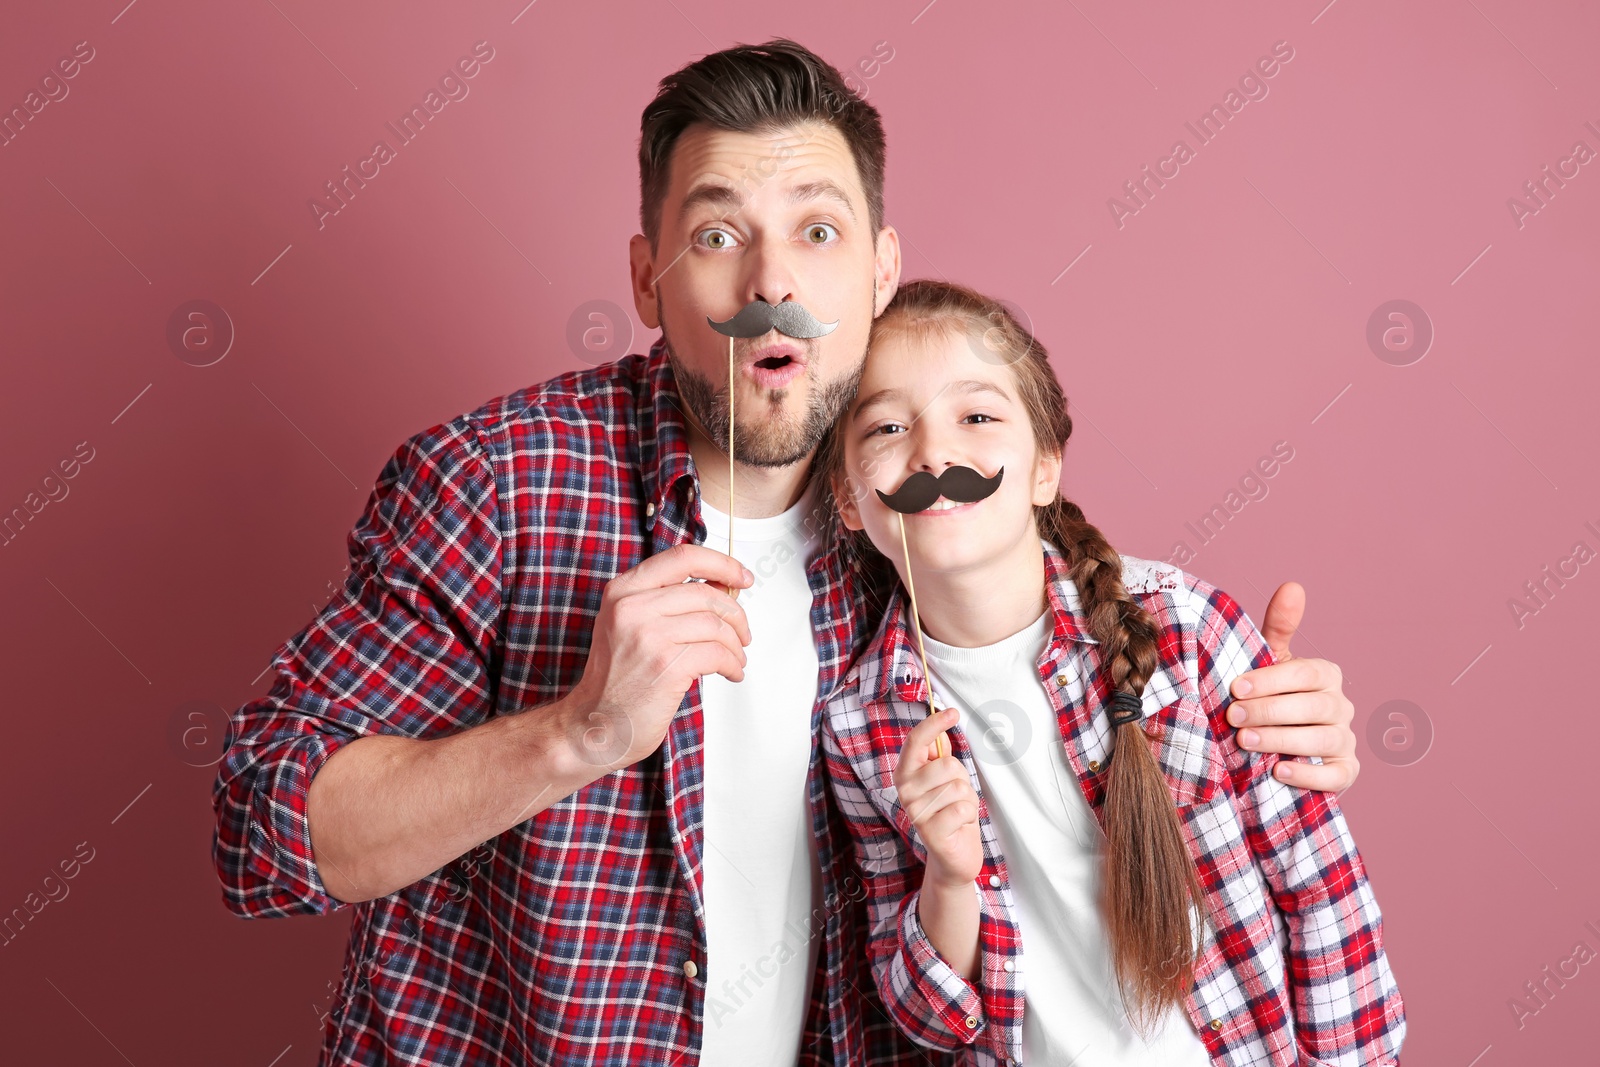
[821,539,1406,1066]
[211,339,954,1066]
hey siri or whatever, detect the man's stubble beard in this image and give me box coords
[660,308,866,470]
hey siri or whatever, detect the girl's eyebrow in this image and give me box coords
[851,378,1012,419]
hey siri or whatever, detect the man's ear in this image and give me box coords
[1032,447,1064,507]
[628,233,661,330]
[872,224,903,318]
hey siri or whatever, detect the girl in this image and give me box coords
[816,280,1404,1066]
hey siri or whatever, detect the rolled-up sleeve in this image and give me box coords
[1195,581,1406,1066]
[211,416,504,918]
[821,712,1007,1054]
[890,882,991,1045]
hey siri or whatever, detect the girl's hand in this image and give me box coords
[892,706,983,889]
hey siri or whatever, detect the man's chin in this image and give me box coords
[667,346,855,468]
[732,420,825,468]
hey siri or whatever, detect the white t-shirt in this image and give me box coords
[696,475,825,1066]
[921,607,1216,1067]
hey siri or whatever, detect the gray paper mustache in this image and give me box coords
[706,300,839,339]
[876,465,1005,514]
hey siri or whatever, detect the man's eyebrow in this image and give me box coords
[851,378,1012,419]
[676,178,860,225]
[788,179,857,222]
[677,183,744,224]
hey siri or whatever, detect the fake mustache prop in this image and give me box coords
[874,465,1004,760]
[876,464,1005,514]
[706,299,839,338]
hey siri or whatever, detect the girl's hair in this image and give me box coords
[816,278,1209,1036]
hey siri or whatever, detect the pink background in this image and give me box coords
[2,0,1596,1062]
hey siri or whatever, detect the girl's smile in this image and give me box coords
[913,497,980,514]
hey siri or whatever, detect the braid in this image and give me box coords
[1043,496,1209,1037]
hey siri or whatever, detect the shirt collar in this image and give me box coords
[868,536,1096,707]
[636,337,698,529]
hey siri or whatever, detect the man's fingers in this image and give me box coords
[1230,656,1338,703]
[673,639,748,686]
[1227,685,1352,731]
[643,582,753,645]
[1270,754,1358,793]
[1257,581,1305,660]
[617,542,754,595]
[1236,722,1349,760]
[654,611,750,660]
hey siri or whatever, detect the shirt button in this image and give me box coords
[1055,673,1070,687]
[682,959,698,979]
[964,1015,978,1029]
[1209,1018,1223,1031]
[1002,960,1015,973]
[1088,760,1101,773]
[646,501,657,518]
[988,874,1001,888]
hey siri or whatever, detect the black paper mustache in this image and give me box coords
[706,299,839,339]
[876,465,1005,514]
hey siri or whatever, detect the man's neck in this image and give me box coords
[685,420,816,519]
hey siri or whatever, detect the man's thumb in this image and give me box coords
[1260,581,1306,660]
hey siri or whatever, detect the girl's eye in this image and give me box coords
[868,422,905,437]
[698,227,738,250]
[805,223,839,244]
[965,413,997,424]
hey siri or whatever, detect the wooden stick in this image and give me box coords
[711,334,741,606]
[897,511,948,759]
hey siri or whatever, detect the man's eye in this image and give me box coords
[699,228,737,249]
[806,223,839,244]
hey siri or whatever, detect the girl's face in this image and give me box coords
[836,323,1063,577]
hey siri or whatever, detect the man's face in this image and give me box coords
[629,121,900,467]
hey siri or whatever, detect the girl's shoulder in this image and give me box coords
[1110,553,1276,734]
[1114,552,1261,650]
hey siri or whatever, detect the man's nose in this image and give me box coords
[741,235,800,310]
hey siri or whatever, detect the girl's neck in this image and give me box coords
[908,528,1050,649]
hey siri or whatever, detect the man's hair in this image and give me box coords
[638,38,887,252]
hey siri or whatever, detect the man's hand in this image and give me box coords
[1228,581,1360,794]
[562,543,753,770]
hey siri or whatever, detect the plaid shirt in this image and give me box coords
[211,338,955,1067]
[820,539,1406,1067]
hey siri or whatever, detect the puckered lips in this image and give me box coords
[742,341,806,389]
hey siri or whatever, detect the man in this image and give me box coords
[213,39,1360,1067]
